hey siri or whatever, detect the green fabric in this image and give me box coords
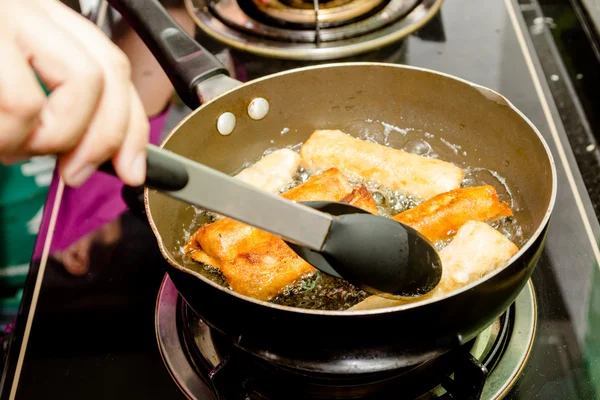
[0,76,53,292]
[0,290,23,314]
[0,158,53,288]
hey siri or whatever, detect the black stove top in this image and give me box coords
[2,0,600,399]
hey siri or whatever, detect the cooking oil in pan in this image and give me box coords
[271,271,368,310]
[182,120,526,311]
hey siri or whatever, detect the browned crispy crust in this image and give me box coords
[393,185,513,242]
[339,185,379,215]
[280,167,352,202]
[184,168,354,301]
[183,168,351,256]
[190,222,313,301]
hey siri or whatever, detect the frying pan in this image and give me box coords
[108,0,556,376]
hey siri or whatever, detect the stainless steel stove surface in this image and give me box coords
[1,0,600,399]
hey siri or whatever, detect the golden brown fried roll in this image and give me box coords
[349,221,519,311]
[193,223,313,301]
[393,186,513,242]
[281,167,352,201]
[234,148,301,193]
[184,168,351,255]
[207,148,301,221]
[339,185,379,215]
[436,220,518,293]
[185,168,354,301]
[300,130,464,200]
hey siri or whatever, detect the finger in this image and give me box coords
[15,10,105,157]
[42,1,138,186]
[57,75,131,188]
[0,37,46,154]
[0,154,32,165]
[111,85,149,186]
[56,63,131,187]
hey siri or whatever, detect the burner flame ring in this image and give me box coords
[249,0,388,26]
[184,0,444,60]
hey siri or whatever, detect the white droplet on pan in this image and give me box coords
[248,98,269,120]
[217,112,236,135]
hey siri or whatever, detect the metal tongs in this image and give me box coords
[100,144,442,298]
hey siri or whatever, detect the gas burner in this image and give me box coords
[156,276,536,399]
[246,0,388,28]
[184,0,443,60]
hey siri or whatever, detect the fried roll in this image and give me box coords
[394,186,513,242]
[349,221,519,310]
[185,168,354,301]
[300,130,464,200]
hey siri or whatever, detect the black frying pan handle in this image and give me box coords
[106,0,229,110]
[99,144,189,192]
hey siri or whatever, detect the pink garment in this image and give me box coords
[33,108,170,259]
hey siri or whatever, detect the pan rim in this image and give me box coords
[144,62,558,316]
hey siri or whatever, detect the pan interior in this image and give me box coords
[147,64,554,312]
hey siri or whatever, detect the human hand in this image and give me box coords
[0,0,149,187]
